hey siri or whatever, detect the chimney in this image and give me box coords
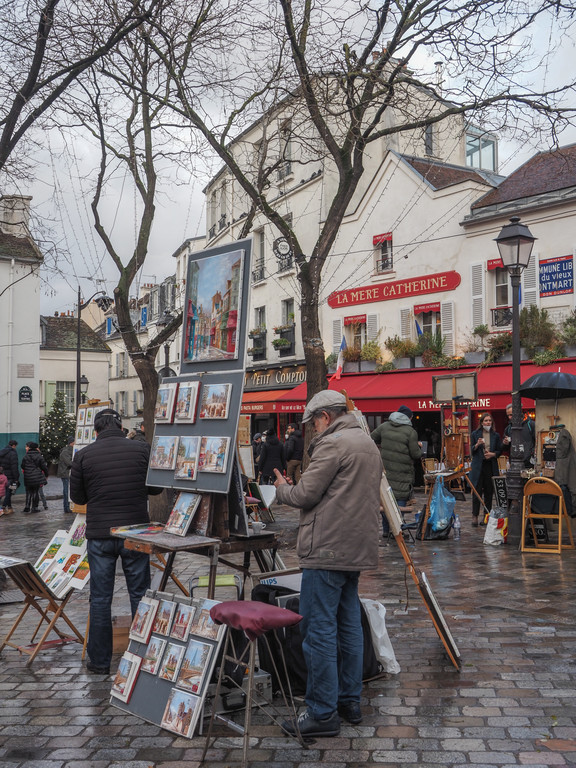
[0,195,32,238]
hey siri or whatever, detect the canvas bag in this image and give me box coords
[359,598,400,674]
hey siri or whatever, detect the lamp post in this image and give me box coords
[76,287,113,411]
[156,310,177,379]
[495,216,537,544]
[80,375,89,403]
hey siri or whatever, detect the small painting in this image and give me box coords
[141,636,167,674]
[158,641,185,682]
[152,599,177,636]
[150,436,179,470]
[155,382,178,422]
[111,651,142,703]
[170,602,196,642]
[175,638,213,694]
[77,407,87,426]
[198,436,230,474]
[129,596,159,643]
[161,687,201,737]
[85,407,95,426]
[188,598,224,641]
[174,437,201,481]
[68,518,87,548]
[174,381,200,423]
[83,427,91,444]
[199,383,232,420]
[165,492,202,536]
[34,531,68,574]
[75,427,84,444]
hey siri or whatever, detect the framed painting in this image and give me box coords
[150,436,179,470]
[175,637,213,695]
[198,436,230,474]
[152,599,177,636]
[198,383,232,420]
[158,641,186,682]
[129,596,159,643]
[111,651,142,703]
[174,437,201,481]
[174,381,200,423]
[164,492,202,537]
[76,407,87,426]
[188,598,224,641]
[141,636,167,674]
[154,383,178,423]
[161,687,201,737]
[170,602,195,642]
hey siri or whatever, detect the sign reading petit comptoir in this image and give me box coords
[328,271,461,308]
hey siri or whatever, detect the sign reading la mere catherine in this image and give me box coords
[327,271,461,308]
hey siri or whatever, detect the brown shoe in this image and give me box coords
[3,507,14,515]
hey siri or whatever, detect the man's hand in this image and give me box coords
[273,468,288,487]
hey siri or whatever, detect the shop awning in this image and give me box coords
[241,389,294,413]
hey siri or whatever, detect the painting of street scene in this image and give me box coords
[174,381,200,423]
[152,599,177,636]
[142,636,167,674]
[188,598,223,641]
[198,437,230,474]
[199,383,231,420]
[175,638,212,694]
[165,492,202,536]
[129,597,159,643]
[170,602,195,641]
[174,437,201,482]
[111,651,142,703]
[184,250,243,362]
[150,436,179,470]
[158,641,185,682]
[161,688,200,738]
[154,383,178,422]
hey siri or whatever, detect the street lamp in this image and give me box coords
[495,216,537,544]
[157,310,177,379]
[77,287,113,411]
[80,375,89,403]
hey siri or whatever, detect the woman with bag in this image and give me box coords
[21,442,48,514]
[468,412,502,527]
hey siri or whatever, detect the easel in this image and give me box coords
[0,561,84,666]
[419,468,490,539]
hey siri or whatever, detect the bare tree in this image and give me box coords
[142,0,576,400]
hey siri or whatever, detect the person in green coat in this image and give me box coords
[371,404,422,533]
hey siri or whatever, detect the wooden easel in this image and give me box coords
[0,561,84,666]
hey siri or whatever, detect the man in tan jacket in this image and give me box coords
[274,390,382,737]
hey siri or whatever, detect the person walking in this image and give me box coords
[251,432,263,466]
[57,436,75,514]
[21,442,48,514]
[131,421,147,443]
[370,404,422,533]
[469,411,502,526]
[273,390,382,737]
[70,408,162,675]
[258,428,285,484]
[0,465,8,515]
[503,403,535,468]
[283,423,304,484]
[0,440,19,515]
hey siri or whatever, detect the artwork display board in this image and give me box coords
[146,370,246,495]
[110,589,225,738]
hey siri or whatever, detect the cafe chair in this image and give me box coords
[521,477,575,554]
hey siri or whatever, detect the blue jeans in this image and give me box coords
[299,569,363,720]
[87,538,150,668]
[61,477,70,513]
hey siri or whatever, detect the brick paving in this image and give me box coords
[0,477,575,767]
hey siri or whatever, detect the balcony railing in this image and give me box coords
[218,214,228,231]
[252,265,265,283]
[491,306,513,328]
[375,257,393,273]
[208,225,216,240]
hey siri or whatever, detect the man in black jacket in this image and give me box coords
[70,408,162,674]
[0,440,19,515]
[284,423,304,484]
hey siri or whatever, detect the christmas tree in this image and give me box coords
[40,391,76,464]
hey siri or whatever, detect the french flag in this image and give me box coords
[330,336,347,381]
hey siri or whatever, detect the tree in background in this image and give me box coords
[40,391,76,464]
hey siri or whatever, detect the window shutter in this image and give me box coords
[366,314,379,341]
[123,353,129,377]
[45,381,56,412]
[471,262,485,328]
[400,308,412,340]
[522,251,539,308]
[332,318,342,354]
[441,300,455,356]
[115,353,120,378]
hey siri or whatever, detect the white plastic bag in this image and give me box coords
[483,508,508,546]
[359,598,401,674]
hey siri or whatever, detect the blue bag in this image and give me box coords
[429,476,456,531]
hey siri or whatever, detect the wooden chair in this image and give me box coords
[521,477,575,554]
[422,458,438,495]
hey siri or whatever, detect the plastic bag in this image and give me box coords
[483,507,508,546]
[359,598,401,674]
[429,476,455,531]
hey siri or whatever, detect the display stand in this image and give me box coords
[0,558,84,666]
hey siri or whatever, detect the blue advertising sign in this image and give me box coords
[141,306,148,327]
[540,255,573,297]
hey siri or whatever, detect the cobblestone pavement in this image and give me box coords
[1,478,575,767]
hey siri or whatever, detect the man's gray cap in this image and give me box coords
[302,390,347,423]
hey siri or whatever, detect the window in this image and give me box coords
[278,121,292,179]
[375,237,393,272]
[252,231,265,282]
[55,381,75,413]
[282,298,294,325]
[255,306,266,330]
[218,182,227,230]
[495,267,509,307]
[421,311,441,336]
[466,130,497,171]
[351,322,367,350]
[425,125,434,156]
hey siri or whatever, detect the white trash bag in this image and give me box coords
[359,598,401,674]
[483,507,508,546]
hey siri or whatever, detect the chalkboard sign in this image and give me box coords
[492,476,508,508]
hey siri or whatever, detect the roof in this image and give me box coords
[400,155,501,191]
[40,316,111,353]
[472,144,576,210]
[0,231,43,263]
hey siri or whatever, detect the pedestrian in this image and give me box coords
[0,465,8,515]
[273,390,382,737]
[70,408,163,675]
[21,442,48,514]
[251,432,263,466]
[258,428,285,484]
[370,404,422,534]
[284,423,304,484]
[57,436,75,514]
[503,403,535,468]
[0,440,19,515]
[469,411,502,526]
[131,421,147,443]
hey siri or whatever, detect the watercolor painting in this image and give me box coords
[175,638,212,694]
[188,598,223,641]
[150,436,179,470]
[161,688,201,737]
[170,602,196,642]
[174,381,200,423]
[158,641,185,682]
[198,383,231,420]
[152,599,177,636]
[111,651,142,703]
[198,436,230,474]
[174,437,201,482]
[164,493,202,536]
[154,383,178,422]
[129,597,159,643]
[141,636,167,674]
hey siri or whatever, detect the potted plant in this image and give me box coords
[485,331,513,363]
[271,337,292,349]
[248,326,266,339]
[416,331,446,367]
[519,306,557,358]
[384,335,419,368]
[342,345,361,371]
[325,352,338,373]
[360,340,382,371]
[559,311,576,357]
[465,324,489,363]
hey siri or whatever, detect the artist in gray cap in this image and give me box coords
[273,389,382,737]
[370,404,422,532]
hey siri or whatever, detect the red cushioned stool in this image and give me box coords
[201,600,308,767]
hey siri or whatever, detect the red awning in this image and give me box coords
[275,360,576,414]
[241,389,294,413]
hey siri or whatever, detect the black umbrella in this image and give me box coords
[518,370,576,400]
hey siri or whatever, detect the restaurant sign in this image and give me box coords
[540,255,573,297]
[244,364,307,390]
[328,271,461,308]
